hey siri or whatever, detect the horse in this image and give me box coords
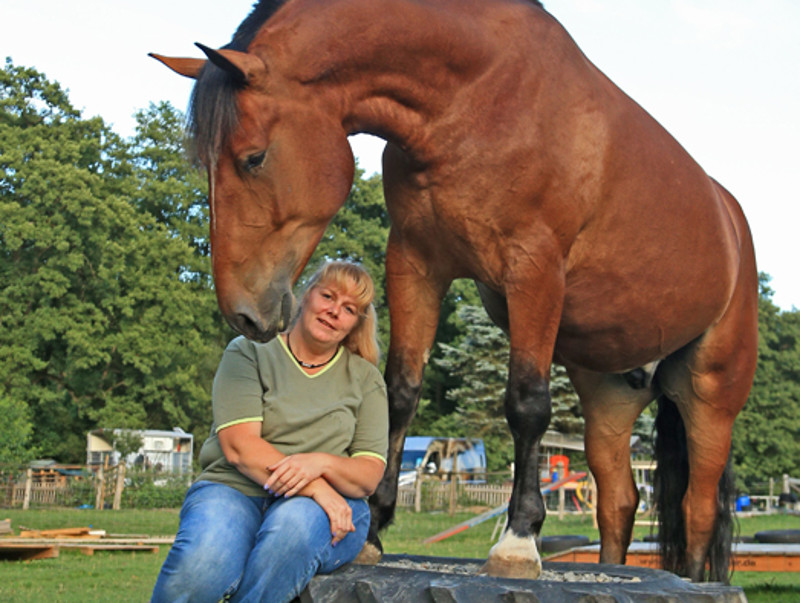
[152,0,758,583]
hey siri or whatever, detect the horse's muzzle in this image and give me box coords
[224,290,294,343]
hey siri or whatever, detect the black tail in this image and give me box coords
[654,395,734,583]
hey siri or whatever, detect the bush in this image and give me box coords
[121,469,190,509]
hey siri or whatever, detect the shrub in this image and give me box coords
[121,468,190,509]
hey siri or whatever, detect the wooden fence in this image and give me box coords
[397,478,513,513]
[1,464,127,510]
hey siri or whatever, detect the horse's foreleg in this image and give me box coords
[483,278,563,580]
[569,368,655,565]
[483,362,551,579]
[358,240,446,565]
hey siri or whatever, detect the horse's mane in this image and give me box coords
[188,0,288,165]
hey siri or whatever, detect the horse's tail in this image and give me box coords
[653,395,735,583]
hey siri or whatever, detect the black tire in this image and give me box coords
[303,554,747,601]
[754,529,800,544]
[539,534,590,553]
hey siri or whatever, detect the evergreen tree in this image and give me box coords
[430,304,583,472]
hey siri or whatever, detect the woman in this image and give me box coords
[152,261,388,603]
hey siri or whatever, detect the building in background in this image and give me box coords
[86,428,193,474]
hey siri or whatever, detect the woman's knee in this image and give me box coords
[152,482,261,602]
[263,497,331,547]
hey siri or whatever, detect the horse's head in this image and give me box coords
[151,45,355,342]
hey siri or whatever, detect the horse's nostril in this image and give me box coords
[235,313,259,336]
[228,311,277,343]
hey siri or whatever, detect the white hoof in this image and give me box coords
[482,532,542,579]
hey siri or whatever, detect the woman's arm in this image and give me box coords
[217,421,284,486]
[266,453,385,499]
[218,422,356,544]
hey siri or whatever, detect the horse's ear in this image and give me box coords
[148,53,206,79]
[194,43,268,86]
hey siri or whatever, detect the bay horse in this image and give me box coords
[152,0,758,583]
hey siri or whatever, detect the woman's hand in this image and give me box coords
[307,481,355,546]
[266,453,327,497]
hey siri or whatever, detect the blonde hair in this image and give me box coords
[297,260,380,366]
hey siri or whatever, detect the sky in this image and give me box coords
[2,0,798,310]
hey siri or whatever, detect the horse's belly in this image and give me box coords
[556,272,731,372]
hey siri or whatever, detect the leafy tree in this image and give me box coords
[113,430,145,462]
[731,274,800,489]
[0,60,221,461]
[128,101,212,267]
[0,390,38,465]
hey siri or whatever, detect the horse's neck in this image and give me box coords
[272,0,510,155]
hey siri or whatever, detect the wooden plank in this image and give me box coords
[1,536,174,546]
[545,542,800,572]
[0,542,59,561]
[77,544,160,556]
[19,526,92,538]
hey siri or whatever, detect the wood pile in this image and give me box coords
[0,523,173,561]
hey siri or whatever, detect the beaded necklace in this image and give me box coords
[286,333,338,369]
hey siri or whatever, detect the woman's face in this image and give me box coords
[298,280,362,347]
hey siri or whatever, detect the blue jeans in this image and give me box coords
[151,481,370,603]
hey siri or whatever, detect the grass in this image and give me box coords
[0,507,797,601]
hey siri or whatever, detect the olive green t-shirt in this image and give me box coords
[196,336,389,497]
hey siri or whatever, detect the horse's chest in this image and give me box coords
[392,197,505,273]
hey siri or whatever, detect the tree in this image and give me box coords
[0,60,221,461]
[128,101,212,267]
[0,390,37,465]
[113,430,145,462]
[731,274,800,489]
[432,305,512,472]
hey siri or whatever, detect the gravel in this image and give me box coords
[379,557,642,583]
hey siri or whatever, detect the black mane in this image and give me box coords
[187,0,545,165]
[188,0,288,165]
[228,0,288,51]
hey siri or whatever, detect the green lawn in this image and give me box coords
[0,508,797,601]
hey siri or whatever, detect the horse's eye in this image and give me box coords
[242,151,267,173]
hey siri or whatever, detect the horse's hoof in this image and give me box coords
[481,555,542,579]
[483,532,542,579]
[352,541,383,565]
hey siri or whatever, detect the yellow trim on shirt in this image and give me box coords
[216,417,263,433]
[352,451,387,464]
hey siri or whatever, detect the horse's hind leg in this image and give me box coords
[568,367,655,565]
[658,279,758,581]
